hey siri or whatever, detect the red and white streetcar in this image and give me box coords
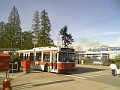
[18,46,76,73]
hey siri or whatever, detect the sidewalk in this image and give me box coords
[0,71,26,79]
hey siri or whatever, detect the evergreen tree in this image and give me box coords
[38,9,54,46]
[8,6,22,49]
[4,23,11,48]
[59,26,74,47]
[32,10,40,46]
[21,31,33,49]
[0,21,6,48]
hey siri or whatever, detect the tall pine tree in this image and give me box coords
[59,26,74,47]
[4,23,12,48]
[32,10,40,47]
[0,21,6,48]
[21,31,33,49]
[38,9,54,46]
[8,6,22,49]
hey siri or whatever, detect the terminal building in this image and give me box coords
[77,47,120,65]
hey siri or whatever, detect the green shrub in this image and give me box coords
[109,59,115,63]
[84,57,93,64]
[11,54,19,62]
[114,55,120,62]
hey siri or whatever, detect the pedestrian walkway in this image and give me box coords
[66,70,110,79]
[0,71,26,80]
[76,64,109,70]
[65,64,110,80]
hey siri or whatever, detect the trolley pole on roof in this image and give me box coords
[33,46,36,63]
[32,38,37,64]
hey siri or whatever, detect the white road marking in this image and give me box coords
[81,73,109,78]
[65,75,86,79]
[76,72,109,78]
[65,72,110,79]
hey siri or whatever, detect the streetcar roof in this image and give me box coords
[17,47,75,53]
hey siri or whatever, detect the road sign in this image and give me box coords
[0,54,10,72]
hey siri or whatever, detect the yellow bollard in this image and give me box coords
[2,78,11,90]
[48,66,50,72]
[5,87,10,90]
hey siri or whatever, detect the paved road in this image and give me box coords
[0,77,4,85]
[65,68,120,87]
[1,64,120,90]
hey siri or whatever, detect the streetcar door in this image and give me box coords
[51,52,57,70]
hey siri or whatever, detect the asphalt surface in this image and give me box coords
[0,64,120,90]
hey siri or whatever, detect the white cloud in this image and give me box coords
[71,39,104,51]
[103,31,120,35]
[54,36,120,51]
[110,38,120,46]
[86,31,120,37]
[54,39,105,51]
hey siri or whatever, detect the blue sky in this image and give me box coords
[0,0,120,46]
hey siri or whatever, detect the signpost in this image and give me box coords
[0,54,11,90]
[0,48,18,90]
[0,54,10,72]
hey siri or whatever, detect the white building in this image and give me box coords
[77,47,120,65]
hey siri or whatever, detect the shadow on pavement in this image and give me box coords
[33,79,74,87]
[30,70,42,73]
[12,79,74,90]
[62,67,105,75]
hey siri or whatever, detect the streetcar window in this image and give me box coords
[36,52,41,61]
[52,53,57,62]
[59,52,75,62]
[43,52,50,62]
[67,53,75,62]
[26,54,29,59]
[20,53,23,60]
[24,54,27,60]
[30,53,34,61]
[59,52,67,62]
